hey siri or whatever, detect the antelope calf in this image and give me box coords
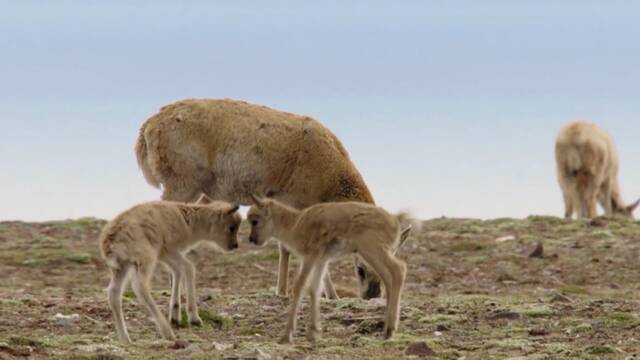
[555,121,639,219]
[99,200,241,343]
[247,194,411,343]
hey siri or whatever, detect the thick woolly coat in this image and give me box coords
[135,99,374,207]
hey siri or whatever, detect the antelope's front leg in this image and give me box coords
[308,260,328,342]
[280,259,314,344]
[182,257,203,326]
[162,257,183,326]
[277,244,290,297]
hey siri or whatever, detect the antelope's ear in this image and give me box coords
[196,194,213,204]
[225,203,240,215]
[250,193,266,207]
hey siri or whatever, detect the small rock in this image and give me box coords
[211,341,233,351]
[529,242,544,258]
[529,328,548,336]
[368,298,386,307]
[405,341,437,357]
[199,288,222,303]
[50,313,81,326]
[170,339,190,350]
[550,292,573,303]
[496,235,516,243]
[433,331,443,337]
[176,344,202,356]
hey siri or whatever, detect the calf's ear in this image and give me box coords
[225,204,240,215]
[250,193,266,207]
[196,194,213,204]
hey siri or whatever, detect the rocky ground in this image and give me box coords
[2,215,640,359]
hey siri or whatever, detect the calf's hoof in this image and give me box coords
[306,329,320,342]
[278,333,293,344]
[190,317,203,327]
[384,327,395,340]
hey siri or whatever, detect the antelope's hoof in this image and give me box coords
[278,333,293,344]
[306,329,320,342]
[384,327,395,340]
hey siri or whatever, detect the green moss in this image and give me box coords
[516,305,554,318]
[418,314,461,324]
[574,323,593,333]
[65,252,93,264]
[559,285,588,295]
[527,215,564,224]
[199,309,232,330]
[74,217,102,226]
[9,336,45,348]
[450,242,485,252]
[497,221,528,232]
[585,345,615,355]
[591,230,614,239]
[253,251,280,262]
[238,327,265,336]
[0,298,21,306]
[607,312,637,323]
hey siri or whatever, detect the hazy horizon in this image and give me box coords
[2,1,639,221]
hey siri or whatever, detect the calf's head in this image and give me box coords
[247,194,275,246]
[204,202,241,251]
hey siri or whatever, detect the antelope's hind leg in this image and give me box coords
[308,260,329,342]
[280,259,316,344]
[131,262,176,341]
[359,246,406,339]
[108,264,132,344]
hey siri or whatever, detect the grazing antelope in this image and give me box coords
[555,121,639,219]
[135,98,380,299]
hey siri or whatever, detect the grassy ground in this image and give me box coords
[2,215,640,359]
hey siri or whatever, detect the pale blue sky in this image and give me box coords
[1,1,639,221]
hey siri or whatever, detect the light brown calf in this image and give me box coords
[555,121,639,219]
[247,195,410,343]
[99,200,241,343]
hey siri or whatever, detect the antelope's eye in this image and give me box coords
[357,267,366,279]
[251,219,259,226]
[229,225,236,232]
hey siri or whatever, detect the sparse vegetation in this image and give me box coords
[1,216,640,358]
